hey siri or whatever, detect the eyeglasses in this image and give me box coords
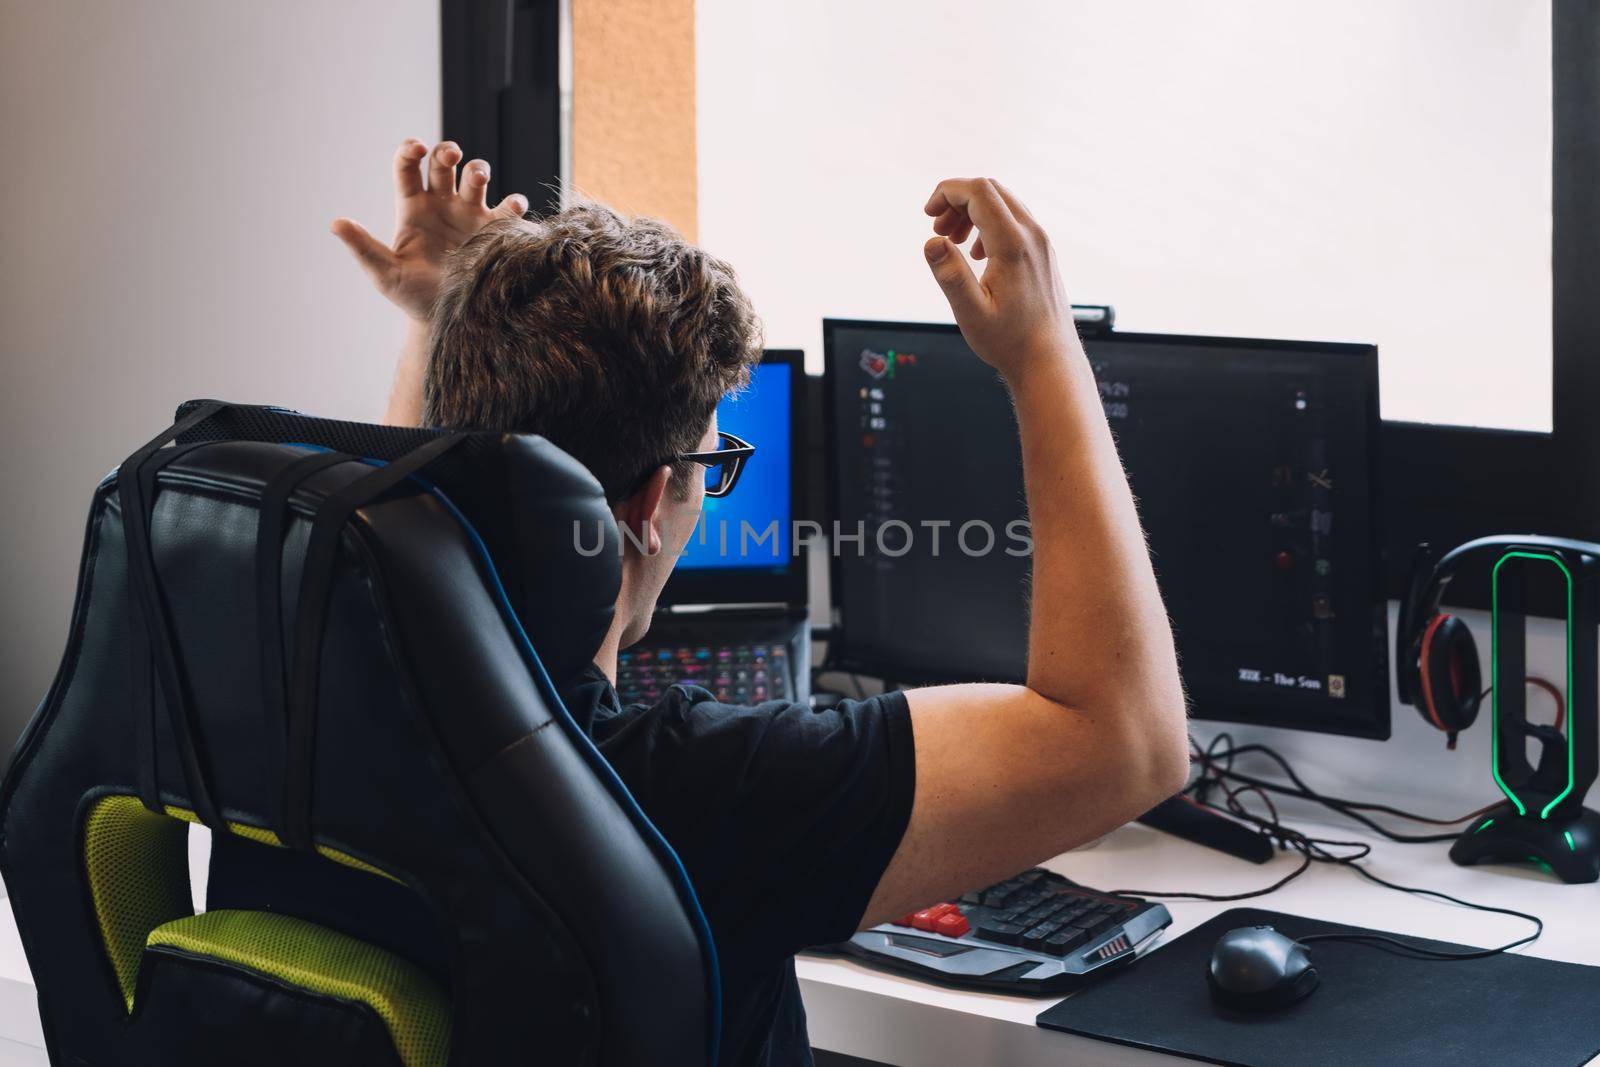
[628,431,756,500]
[678,431,756,497]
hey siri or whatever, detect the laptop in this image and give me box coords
[614,350,811,706]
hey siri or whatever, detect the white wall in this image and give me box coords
[0,1,439,746]
[696,0,1551,432]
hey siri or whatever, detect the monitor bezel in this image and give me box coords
[822,317,1389,740]
[658,348,808,610]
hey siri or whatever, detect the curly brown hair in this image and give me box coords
[423,200,764,500]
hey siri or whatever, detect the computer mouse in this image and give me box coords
[1206,925,1319,1011]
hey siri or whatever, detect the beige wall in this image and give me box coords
[0,1,439,746]
[572,0,698,239]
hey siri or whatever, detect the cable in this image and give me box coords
[1193,758,1460,842]
[1112,809,1543,958]
[1222,780,1279,828]
[1105,799,1331,900]
[1192,736,1459,824]
[1107,741,1546,961]
[1478,675,1565,733]
[1189,673,1563,835]
[1188,738,1491,842]
[1296,876,1542,960]
[1105,848,1313,902]
[1291,835,1543,959]
[1192,732,1236,808]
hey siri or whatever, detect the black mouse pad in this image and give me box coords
[1036,907,1600,1067]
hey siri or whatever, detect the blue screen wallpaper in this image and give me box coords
[678,362,791,571]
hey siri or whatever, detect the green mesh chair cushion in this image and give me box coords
[147,910,451,1067]
[82,795,408,1006]
[82,795,448,1065]
[81,794,192,1008]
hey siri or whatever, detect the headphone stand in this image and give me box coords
[1402,537,1600,884]
[1462,542,1600,884]
[1452,803,1600,884]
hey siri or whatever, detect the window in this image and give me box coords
[697,0,1553,432]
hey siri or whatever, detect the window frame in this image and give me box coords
[1375,2,1599,609]
[441,0,564,216]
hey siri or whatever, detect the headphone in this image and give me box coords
[1396,534,1600,748]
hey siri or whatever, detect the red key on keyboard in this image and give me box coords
[910,903,958,933]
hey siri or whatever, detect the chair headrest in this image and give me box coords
[171,400,621,682]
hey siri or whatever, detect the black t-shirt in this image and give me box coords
[562,664,916,1067]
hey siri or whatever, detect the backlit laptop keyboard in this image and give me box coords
[616,642,794,705]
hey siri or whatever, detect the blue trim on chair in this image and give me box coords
[423,480,724,1065]
[280,443,724,1064]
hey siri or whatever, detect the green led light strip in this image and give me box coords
[1490,550,1575,820]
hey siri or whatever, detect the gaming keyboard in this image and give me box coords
[822,867,1171,994]
[616,641,794,705]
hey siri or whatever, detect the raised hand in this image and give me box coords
[922,178,1079,378]
[332,139,529,322]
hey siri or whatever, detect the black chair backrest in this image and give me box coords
[0,401,721,1065]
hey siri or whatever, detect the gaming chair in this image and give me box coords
[0,401,721,1065]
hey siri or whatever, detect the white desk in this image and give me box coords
[0,819,1595,1067]
[799,818,1600,1066]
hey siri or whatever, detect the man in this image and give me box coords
[334,139,1189,1065]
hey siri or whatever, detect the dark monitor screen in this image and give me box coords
[824,319,1389,739]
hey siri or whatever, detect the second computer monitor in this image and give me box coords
[824,319,1388,739]
[660,349,805,609]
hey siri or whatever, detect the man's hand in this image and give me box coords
[922,178,1078,378]
[858,178,1187,927]
[332,139,529,322]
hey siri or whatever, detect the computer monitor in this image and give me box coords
[824,319,1389,739]
[659,349,806,608]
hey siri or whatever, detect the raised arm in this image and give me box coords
[861,179,1189,925]
[331,138,529,426]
